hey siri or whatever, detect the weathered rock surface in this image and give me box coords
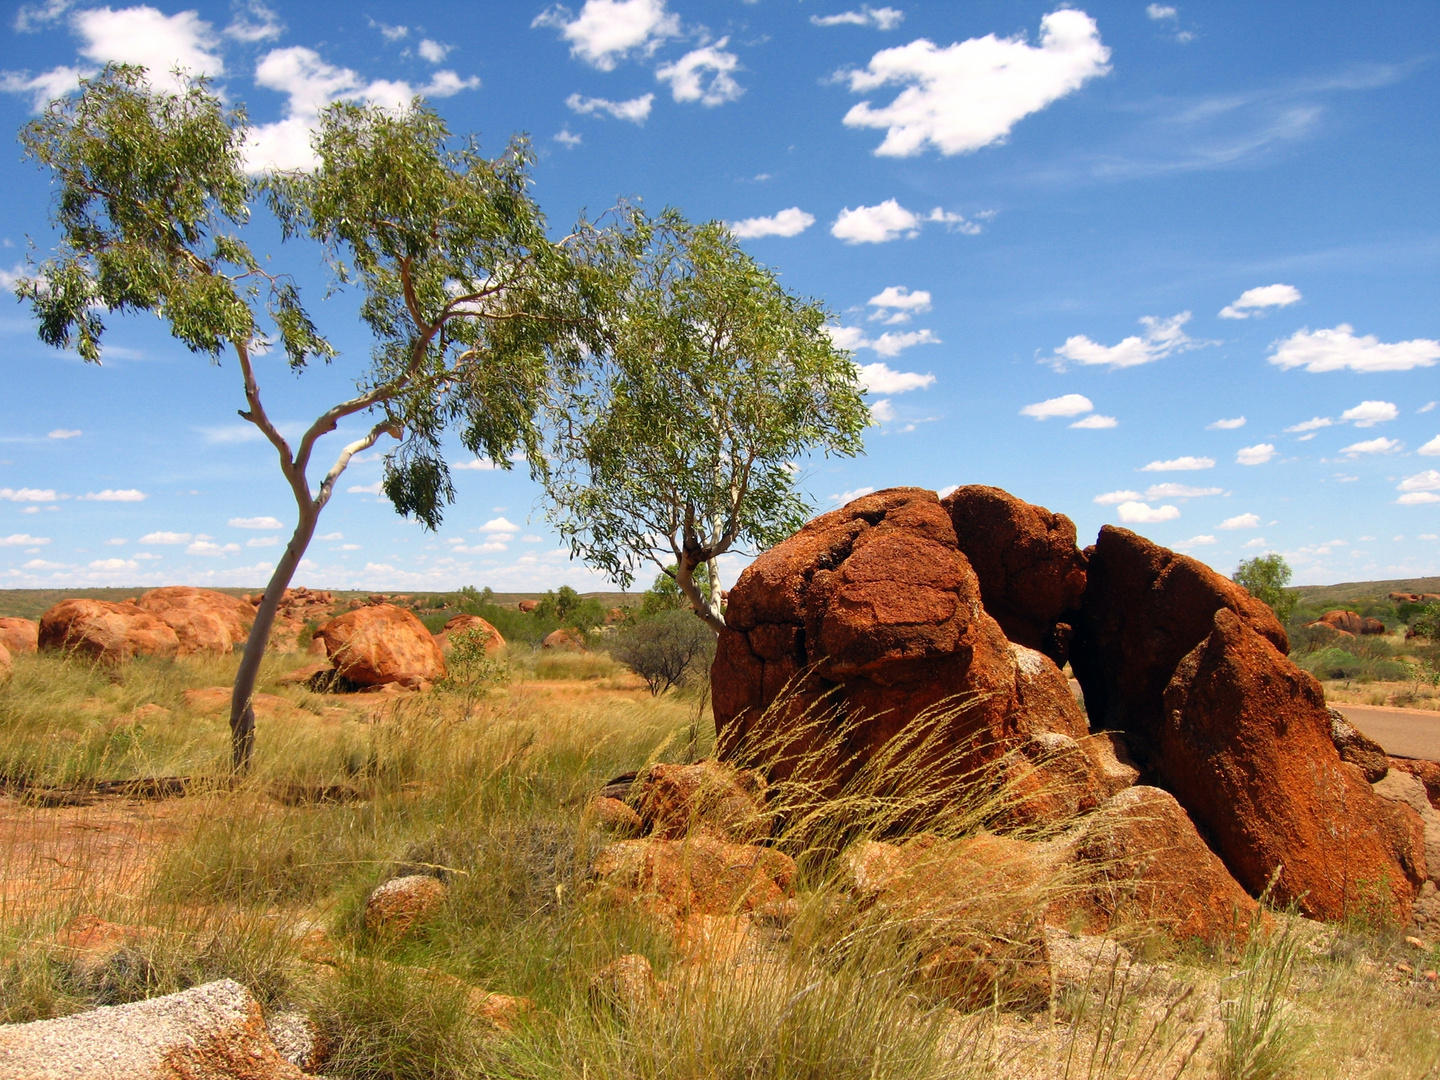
[632,760,770,841]
[1318,610,1365,635]
[1330,707,1390,782]
[316,604,445,687]
[38,599,180,663]
[590,834,795,922]
[0,616,39,655]
[364,874,448,936]
[590,796,643,833]
[0,643,9,684]
[1389,758,1440,810]
[135,587,254,656]
[715,488,1103,818]
[434,614,505,654]
[0,978,306,1079]
[1160,608,1419,922]
[1372,769,1440,883]
[1053,786,1259,945]
[1069,525,1288,765]
[590,954,659,1011]
[941,485,1087,661]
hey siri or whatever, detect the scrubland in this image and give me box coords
[0,646,1436,1079]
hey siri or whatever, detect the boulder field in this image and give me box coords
[711,485,1433,928]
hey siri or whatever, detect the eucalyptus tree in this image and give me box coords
[548,210,869,633]
[17,66,609,770]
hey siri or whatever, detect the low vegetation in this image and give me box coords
[1,644,1436,1078]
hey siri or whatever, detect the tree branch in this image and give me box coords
[315,417,402,511]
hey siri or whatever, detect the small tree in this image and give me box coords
[639,563,711,619]
[17,67,608,770]
[612,609,716,695]
[1234,553,1296,625]
[548,210,869,632]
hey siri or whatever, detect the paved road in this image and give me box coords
[1333,704,1440,761]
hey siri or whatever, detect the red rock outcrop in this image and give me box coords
[1360,616,1387,635]
[1318,610,1364,635]
[315,604,445,687]
[716,488,1107,816]
[1053,786,1259,944]
[135,586,254,656]
[364,874,448,936]
[0,642,10,684]
[38,599,180,663]
[542,627,586,651]
[1069,525,1288,764]
[518,599,540,613]
[632,760,771,841]
[941,485,1087,661]
[433,614,505,654]
[1160,608,1420,922]
[590,835,796,923]
[0,616,39,655]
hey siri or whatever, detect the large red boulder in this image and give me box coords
[433,614,505,655]
[38,599,180,663]
[315,604,445,687]
[135,587,255,656]
[940,485,1087,662]
[0,617,39,655]
[1160,608,1420,922]
[714,488,1109,818]
[1069,525,1288,764]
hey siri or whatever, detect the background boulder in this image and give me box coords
[316,604,445,687]
[434,613,505,654]
[135,586,255,656]
[0,616,39,655]
[38,599,179,663]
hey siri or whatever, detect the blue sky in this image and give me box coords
[1,0,1438,594]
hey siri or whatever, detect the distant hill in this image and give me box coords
[0,587,635,620]
[1291,577,1440,608]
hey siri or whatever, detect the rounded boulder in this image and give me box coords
[316,604,446,687]
[38,599,180,663]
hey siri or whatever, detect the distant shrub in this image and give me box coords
[1411,602,1440,640]
[611,610,715,695]
[1301,648,1364,680]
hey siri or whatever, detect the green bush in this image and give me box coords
[1300,648,1364,680]
[610,610,715,695]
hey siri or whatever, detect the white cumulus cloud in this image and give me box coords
[1269,325,1440,374]
[80,489,146,501]
[565,91,654,122]
[187,540,240,556]
[1340,437,1401,456]
[866,286,931,323]
[1117,501,1180,523]
[478,516,521,534]
[1020,393,1093,420]
[226,1,284,43]
[1236,443,1276,466]
[656,39,742,106]
[831,328,941,359]
[1140,456,1215,472]
[1146,483,1222,499]
[1419,435,1440,457]
[1094,490,1142,505]
[1146,4,1178,18]
[140,531,192,545]
[348,482,383,494]
[840,9,1110,158]
[1340,400,1398,427]
[533,0,680,71]
[869,398,896,423]
[830,199,978,242]
[229,516,284,529]
[1051,312,1199,369]
[0,533,50,546]
[1070,414,1117,429]
[0,488,57,502]
[1398,470,1440,493]
[47,428,81,439]
[1178,535,1217,547]
[1398,492,1440,505]
[811,6,904,30]
[1219,513,1260,530]
[727,207,815,239]
[1285,417,1332,433]
[855,361,935,394]
[418,39,450,63]
[1218,283,1301,319]
[1206,417,1245,430]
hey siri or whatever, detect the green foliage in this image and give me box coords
[533,585,605,629]
[1217,921,1304,1080]
[437,628,511,694]
[1411,602,1440,640]
[548,208,868,628]
[610,609,716,695]
[639,564,711,618]
[1233,554,1296,625]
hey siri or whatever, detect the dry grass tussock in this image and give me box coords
[0,647,1436,1078]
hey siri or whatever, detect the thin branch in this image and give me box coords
[315,418,402,511]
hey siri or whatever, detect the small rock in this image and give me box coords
[590,796,642,833]
[468,991,534,1032]
[590,954,659,1011]
[266,1009,331,1073]
[1406,935,1427,949]
[542,627,586,651]
[364,874,448,936]
[1397,961,1414,975]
